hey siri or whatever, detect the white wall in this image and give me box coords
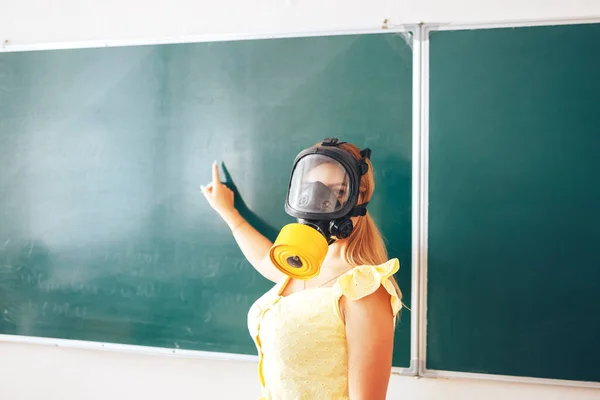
[1,342,599,400]
[1,1,600,399]
[1,0,600,48]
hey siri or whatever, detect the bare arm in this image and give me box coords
[220,207,285,283]
[341,285,395,400]
[201,162,286,283]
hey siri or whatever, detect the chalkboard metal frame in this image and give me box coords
[0,24,421,377]
[417,19,600,389]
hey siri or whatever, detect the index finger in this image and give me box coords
[212,161,221,185]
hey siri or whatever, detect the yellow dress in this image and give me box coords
[247,258,402,400]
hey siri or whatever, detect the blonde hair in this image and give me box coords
[318,141,403,307]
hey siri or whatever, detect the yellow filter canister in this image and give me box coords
[269,223,329,280]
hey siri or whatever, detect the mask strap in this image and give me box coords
[321,138,371,175]
[350,202,369,217]
[321,137,347,147]
[358,148,371,175]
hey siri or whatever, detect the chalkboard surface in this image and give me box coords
[0,33,413,367]
[428,23,600,382]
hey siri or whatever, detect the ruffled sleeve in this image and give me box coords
[333,258,402,317]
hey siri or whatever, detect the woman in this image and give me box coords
[201,140,402,400]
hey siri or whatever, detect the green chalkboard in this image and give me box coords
[0,33,413,367]
[428,23,600,382]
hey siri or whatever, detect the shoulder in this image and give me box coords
[334,258,402,321]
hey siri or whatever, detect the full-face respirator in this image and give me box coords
[268,138,371,279]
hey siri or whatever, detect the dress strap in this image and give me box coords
[276,275,292,297]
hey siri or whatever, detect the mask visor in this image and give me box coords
[287,154,351,215]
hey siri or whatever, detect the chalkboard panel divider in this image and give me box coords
[408,24,425,377]
[416,23,430,380]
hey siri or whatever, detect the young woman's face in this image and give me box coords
[305,161,363,235]
[304,161,350,206]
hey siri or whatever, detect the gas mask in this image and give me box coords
[269,138,371,279]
